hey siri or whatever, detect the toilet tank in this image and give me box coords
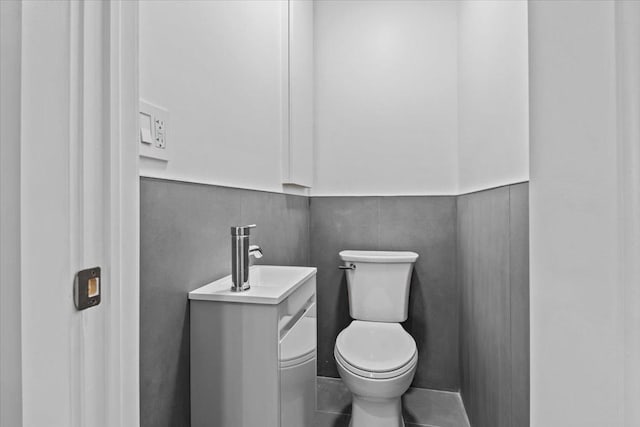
[339,250,419,322]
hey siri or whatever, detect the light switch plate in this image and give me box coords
[139,99,169,161]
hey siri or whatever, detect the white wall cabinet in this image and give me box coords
[282,0,314,188]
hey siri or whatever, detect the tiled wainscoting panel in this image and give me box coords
[314,377,470,427]
[457,183,530,427]
[310,196,459,391]
[140,178,310,427]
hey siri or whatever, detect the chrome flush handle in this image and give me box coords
[338,263,356,270]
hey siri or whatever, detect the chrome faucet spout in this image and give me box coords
[230,225,261,292]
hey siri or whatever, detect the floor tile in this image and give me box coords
[317,376,470,427]
[403,387,470,427]
[313,411,351,427]
[317,377,352,414]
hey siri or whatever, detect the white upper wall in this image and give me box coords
[458,0,529,194]
[139,0,289,193]
[140,0,529,196]
[313,0,459,196]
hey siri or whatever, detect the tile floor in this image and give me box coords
[313,377,470,427]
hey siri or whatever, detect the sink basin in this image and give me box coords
[188,265,317,305]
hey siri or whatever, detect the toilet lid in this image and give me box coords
[335,321,417,373]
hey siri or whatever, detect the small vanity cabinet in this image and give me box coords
[189,266,317,427]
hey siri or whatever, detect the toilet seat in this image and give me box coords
[335,348,417,380]
[335,321,417,380]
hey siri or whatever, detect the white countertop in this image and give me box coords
[188,265,317,305]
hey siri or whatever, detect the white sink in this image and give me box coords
[188,265,317,305]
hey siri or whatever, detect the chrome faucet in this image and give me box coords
[230,224,263,292]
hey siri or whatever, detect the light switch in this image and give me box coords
[140,127,153,144]
[139,112,153,144]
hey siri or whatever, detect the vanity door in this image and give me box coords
[279,296,316,427]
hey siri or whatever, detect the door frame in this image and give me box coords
[105,1,140,425]
[0,1,140,425]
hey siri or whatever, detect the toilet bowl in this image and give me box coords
[334,321,417,427]
[335,250,419,427]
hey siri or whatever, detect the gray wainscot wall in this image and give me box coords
[140,178,310,427]
[458,183,530,427]
[140,178,529,427]
[310,196,460,391]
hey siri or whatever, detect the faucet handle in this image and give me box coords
[230,224,256,236]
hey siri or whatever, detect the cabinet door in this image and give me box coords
[283,0,314,188]
[279,301,316,427]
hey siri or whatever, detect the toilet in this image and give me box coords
[334,250,419,427]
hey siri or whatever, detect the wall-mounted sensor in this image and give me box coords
[74,267,101,310]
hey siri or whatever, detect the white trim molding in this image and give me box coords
[106,1,140,426]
